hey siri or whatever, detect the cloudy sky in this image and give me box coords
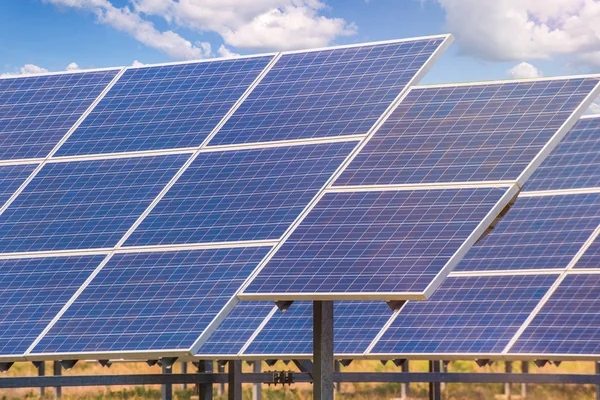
[0,0,599,111]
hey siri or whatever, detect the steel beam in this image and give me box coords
[53,361,62,399]
[37,361,45,397]
[596,362,600,400]
[313,300,334,400]
[522,361,528,399]
[162,363,173,400]
[401,360,410,400]
[505,361,512,400]
[228,360,242,400]
[197,360,213,400]
[429,361,441,400]
[253,362,262,400]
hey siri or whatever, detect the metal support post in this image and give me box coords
[334,361,341,393]
[181,361,187,390]
[596,362,600,400]
[37,361,45,397]
[505,361,512,400]
[228,360,242,400]
[521,361,528,399]
[252,362,262,400]
[429,360,441,400]
[218,362,225,396]
[313,300,334,400]
[53,361,62,399]
[198,360,213,400]
[401,360,410,400]
[162,363,173,400]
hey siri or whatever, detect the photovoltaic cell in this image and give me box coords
[56,57,273,156]
[196,302,274,356]
[0,255,105,356]
[0,154,188,253]
[125,142,356,247]
[209,37,448,145]
[0,164,37,206]
[524,117,600,192]
[371,274,557,355]
[32,247,271,354]
[243,301,391,355]
[573,233,600,269]
[244,187,507,296]
[510,274,600,355]
[0,70,119,160]
[455,193,600,271]
[335,78,600,185]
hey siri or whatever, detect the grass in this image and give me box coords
[0,360,597,399]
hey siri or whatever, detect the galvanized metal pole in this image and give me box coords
[198,360,213,400]
[521,361,528,399]
[162,363,173,400]
[596,362,600,400]
[401,361,409,400]
[218,362,225,396]
[505,361,512,400]
[429,360,441,400]
[228,360,242,400]
[334,361,341,393]
[313,300,334,400]
[181,362,187,391]
[53,361,62,399]
[38,362,45,397]
[252,362,262,400]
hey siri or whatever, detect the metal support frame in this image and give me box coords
[596,362,600,400]
[218,362,225,395]
[401,360,410,400]
[522,361,528,399]
[53,360,62,399]
[228,360,242,400]
[334,361,341,393]
[313,300,334,400]
[429,360,441,400]
[197,360,213,400]
[162,363,173,400]
[253,361,262,400]
[181,361,187,390]
[37,361,45,397]
[505,361,512,399]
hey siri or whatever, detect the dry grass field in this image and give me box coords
[0,360,598,399]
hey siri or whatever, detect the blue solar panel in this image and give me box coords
[244,187,507,295]
[0,70,119,160]
[209,37,448,145]
[0,164,37,206]
[244,301,391,355]
[0,155,188,253]
[575,236,600,269]
[335,78,600,185]
[196,302,274,356]
[510,274,600,355]
[456,193,600,271]
[524,117,600,192]
[125,142,356,247]
[56,57,273,156]
[0,255,104,356]
[31,247,271,354]
[371,274,557,355]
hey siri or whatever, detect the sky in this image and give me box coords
[0,0,599,112]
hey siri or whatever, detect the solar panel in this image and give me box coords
[0,255,106,357]
[124,142,357,247]
[0,164,37,206]
[208,36,451,145]
[55,57,274,156]
[370,274,557,355]
[243,301,391,356]
[240,77,600,301]
[31,247,271,355]
[0,155,188,253]
[244,187,511,297]
[0,70,119,160]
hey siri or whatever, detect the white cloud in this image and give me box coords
[131,60,147,67]
[587,96,600,114]
[217,45,240,58]
[1,64,49,77]
[66,62,80,71]
[132,0,356,51]
[507,62,543,79]
[44,0,212,60]
[437,0,600,66]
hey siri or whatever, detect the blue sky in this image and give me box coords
[1,0,599,106]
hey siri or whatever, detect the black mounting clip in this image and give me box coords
[267,370,295,386]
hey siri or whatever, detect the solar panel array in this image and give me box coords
[1,33,600,362]
[0,35,463,361]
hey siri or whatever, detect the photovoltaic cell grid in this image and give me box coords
[243,301,391,356]
[371,274,557,355]
[0,255,105,356]
[335,78,600,186]
[0,164,37,206]
[245,188,508,295]
[56,57,273,156]
[31,247,271,354]
[208,37,448,145]
[0,154,188,253]
[196,302,275,356]
[0,70,119,160]
[455,192,600,271]
[523,117,600,192]
[510,274,600,355]
[124,142,357,247]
